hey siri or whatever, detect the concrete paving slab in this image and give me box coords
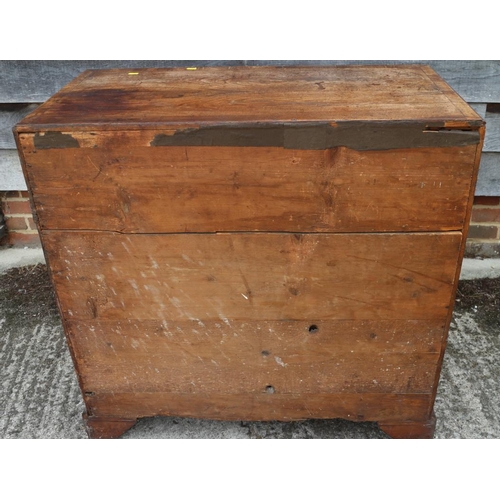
[0,247,45,274]
[459,258,500,280]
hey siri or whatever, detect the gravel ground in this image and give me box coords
[1,264,499,439]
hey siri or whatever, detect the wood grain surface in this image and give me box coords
[68,318,444,395]
[43,231,461,322]
[15,64,482,437]
[15,66,482,128]
[83,413,137,439]
[85,391,433,423]
[19,136,478,233]
[378,412,436,439]
[48,230,454,428]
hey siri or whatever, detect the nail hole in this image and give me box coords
[261,350,270,356]
[265,385,275,394]
[308,324,319,333]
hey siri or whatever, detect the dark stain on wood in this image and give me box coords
[34,131,80,149]
[59,89,138,115]
[151,126,284,148]
[86,297,98,319]
[151,122,480,151]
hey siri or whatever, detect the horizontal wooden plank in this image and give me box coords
[4,102,494,152]
[470,103,500,152]
[0,104,39,149]
[69,318,444,395]
[43,231,461,322]
[1,60,499,104]
[484,108,500,152]
[19,135,478,233]
[0,150,26,191]
[86,391,433,422]
[0,103,490,152]
[476,153,500,196]
[15,66,481,127]
[469,103,500,153]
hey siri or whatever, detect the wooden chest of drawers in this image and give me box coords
[15,65,484,438]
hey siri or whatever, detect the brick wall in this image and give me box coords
[0,191,40,246]
[466,196,500,258]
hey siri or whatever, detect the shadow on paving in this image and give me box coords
[0,265,498,439]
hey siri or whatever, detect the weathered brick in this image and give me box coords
[5,216,28,231]
[27,217,38,230]
[19,191,29,198]
[467,225,499,240]
[2,200,32,215]
[4,191,22,199]
[6,232,41,246]
[471,208,500,223]
[473,196,500,206]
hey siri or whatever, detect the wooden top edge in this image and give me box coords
[419,65,484,122]
[15,65,482,129]
[14,118,485,134]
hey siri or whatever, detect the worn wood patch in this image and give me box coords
[69,318,444,395]
[43,231,461,322]
[149,123,480,150]
[19,136,478,233]
[33,131,80,149]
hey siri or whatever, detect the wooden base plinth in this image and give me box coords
[81,413,437,439]
[83,413,137,439]
[378,412,436,439]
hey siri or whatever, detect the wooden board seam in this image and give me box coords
[40,229,464,236]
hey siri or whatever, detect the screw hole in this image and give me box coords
[265,385,275,394]
[261,350,270,357]
[308,324,319,333]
